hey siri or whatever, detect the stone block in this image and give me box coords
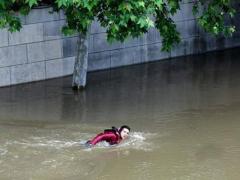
[63,35,93,57]
[25,8,60,24]
[155,31,162,44]
[188,20,199,37]
[204,35,217,52]
[30,62,46,81]
[109,40,124,51]
[92,33,123,52]
[126,46,145,64]
[93,33,110,52]
[27,42,45,62]
[181,3,195,21]
[110,48,135,68]
[0,29,8,47]
[170,40,187,58]
[176,19,198,39]
[146,43,170,62]
[92,33,108,52]
[44,20,65,40]
[181,0,193,4]
[225,37,240,48]
[11,64,31,84]
[11,61,46,83]
[46,58,74,79]
[123,36,145,48]
[59,10,66,20]
[172,9,182,22]
[88,35,94,53]
[0,45,27,67]
[146,28,162,44]
[90,20,106,34]
[172,3,195,22]
[185,37,201,55]
[88,51,111,71]
[0,67,11,87]
[46,59,62,79]
[198,36,208,53]
[171,37,200,58]
[139,45,148,62]
[63,37,78,58]
[214,37,226,51]
[18,14,26,25]
[135,46,146,64]
[44,39,63,60]
[198,34,228,53]
[146,28,156,44]
[63,57,75,75]
[9,24,44,45]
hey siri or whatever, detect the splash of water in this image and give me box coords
[0,148,8,156]
[118,132,156,151]
[81,132,157,151]
[1,132,157,152]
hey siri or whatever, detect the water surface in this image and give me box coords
[0,48,240,180]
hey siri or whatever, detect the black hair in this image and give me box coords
[104,125,131,134]
[119,125,131,133]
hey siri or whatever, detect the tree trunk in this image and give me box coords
[72,32,88,90]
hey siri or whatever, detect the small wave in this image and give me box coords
[79,140,111,151]
[6,137,81,150]
[13,140,80,149]
[118,132,157,151]
[0,148,8,156]
[82,132,157,151]
[3,132,157,151]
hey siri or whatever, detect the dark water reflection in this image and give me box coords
[0,48,240,180]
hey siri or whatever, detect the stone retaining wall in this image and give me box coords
[0,1,240,87]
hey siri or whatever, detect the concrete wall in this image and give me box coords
[0,1,240,87]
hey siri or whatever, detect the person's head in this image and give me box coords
[119,125,131,140]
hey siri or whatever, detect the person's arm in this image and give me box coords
[89,133,116,145]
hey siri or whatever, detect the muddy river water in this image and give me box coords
[0,48,240,180]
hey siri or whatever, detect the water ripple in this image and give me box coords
[0,148,8,156]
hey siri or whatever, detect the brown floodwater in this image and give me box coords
[0,48,240,180]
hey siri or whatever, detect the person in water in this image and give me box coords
[86,125,131,147]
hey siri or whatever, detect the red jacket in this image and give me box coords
[89,130,122,145]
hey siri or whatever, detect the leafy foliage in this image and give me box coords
[57,0,182,51]
[0,0,237,50]
[193,0,236,36]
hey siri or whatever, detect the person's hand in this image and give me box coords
[84,141,93,148]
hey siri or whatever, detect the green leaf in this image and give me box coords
[156,0,163,8]
[25,0,38,8]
